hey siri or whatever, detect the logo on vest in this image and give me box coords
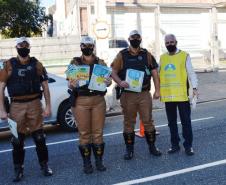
[18,66,33,77]
[164,64,176,71]
[138,56,143,61]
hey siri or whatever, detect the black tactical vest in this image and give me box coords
[73,57,106,96]
[7,57,41,97]
[118,48,151,91]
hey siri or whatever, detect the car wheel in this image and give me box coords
[57,99,78,132]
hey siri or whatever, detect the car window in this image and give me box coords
[109,39,128,48]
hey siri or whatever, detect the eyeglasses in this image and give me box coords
[165,41,176,45]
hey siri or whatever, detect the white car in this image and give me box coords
[1,73,76,132]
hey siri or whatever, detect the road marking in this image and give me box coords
[0,116,214,154]
[113,159,226,185]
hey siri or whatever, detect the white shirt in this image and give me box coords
[159,49,198,89]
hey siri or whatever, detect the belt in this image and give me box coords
[11,96,40,103]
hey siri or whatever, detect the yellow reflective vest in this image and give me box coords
[160,50,188,102]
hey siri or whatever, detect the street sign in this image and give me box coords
[93,21,110,39]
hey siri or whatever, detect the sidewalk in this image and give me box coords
[106,69,226,116]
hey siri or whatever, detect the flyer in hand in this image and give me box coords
[88,64,112,91]
[125,69,144,92]
[8,118,18,138]
[65,64,90,86]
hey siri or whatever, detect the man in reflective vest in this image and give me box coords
[159,34,198,156]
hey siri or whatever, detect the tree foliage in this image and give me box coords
[0,0,49,38]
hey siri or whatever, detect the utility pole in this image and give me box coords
[93,0,110,64]
[210,7,219,71]
[154,5,161,62]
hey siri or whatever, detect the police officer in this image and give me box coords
[159,34,198,155]
[111,30,161,160]
[0,37,53,182]
[68,36,112,174]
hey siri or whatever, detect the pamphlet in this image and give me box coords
[8,118,18,138]
[65,64,90,86]
[125,69,144,93]
[88,64,112,91]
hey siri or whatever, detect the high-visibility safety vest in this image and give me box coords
[159,50,188,102]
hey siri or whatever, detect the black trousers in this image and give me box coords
[165,101,193,149]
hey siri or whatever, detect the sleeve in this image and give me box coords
[147,52,158,70]
[36,62,48,82]
[186,54,198,88]
[110,52,123,72]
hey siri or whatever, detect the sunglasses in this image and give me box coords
[81,44,94,48]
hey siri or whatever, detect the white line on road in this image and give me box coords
[0,116,214,154]
[113,159,226,185]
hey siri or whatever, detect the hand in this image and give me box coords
[104,77,112,87]
[42,106,51,117]
[153,91,160,99]
[69,79,79,88]
[119,81,129,88]
[0,110,8,120]
[193,89,198,98]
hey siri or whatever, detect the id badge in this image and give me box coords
[145,67,151,75]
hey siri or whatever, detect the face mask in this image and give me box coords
[81,48,93,56]
[130,39,141,48]
[166,45,177,53]
[17,48,30,57]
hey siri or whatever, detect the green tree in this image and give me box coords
[0,0,49,38]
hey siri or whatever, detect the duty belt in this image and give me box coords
[11,96,40,103]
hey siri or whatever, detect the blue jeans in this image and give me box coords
[165,101,193,149]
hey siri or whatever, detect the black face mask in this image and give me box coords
[17,48,30,57]
[81,48,93,56]
[130,39,141,48]
[166,45,177,53]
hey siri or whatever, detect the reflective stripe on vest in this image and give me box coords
[160,51,188,102]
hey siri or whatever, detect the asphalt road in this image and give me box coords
[1,99,226,185]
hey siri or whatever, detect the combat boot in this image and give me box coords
[92,143,106,171]
[13,164,24,182]
[123,132,135,160]
[145,131,162,156]
[40,162,53,176]
[12,134,25,182]
[79,144,93,174]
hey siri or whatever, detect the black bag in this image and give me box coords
[115,86,122,100]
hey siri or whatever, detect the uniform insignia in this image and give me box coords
[138,56,143,61]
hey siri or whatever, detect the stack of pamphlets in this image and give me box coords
[65,64,90,87]
[88,64,112,91]
[125,69,144,92]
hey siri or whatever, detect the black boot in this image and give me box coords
[13,164,24,182]
[32,129,53,176]
[145,131,162,156]
[40,162,53,176]
[92,143,106,171]
[79,144,93,174]
[123,132,135,160]
[11,134,25,182]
